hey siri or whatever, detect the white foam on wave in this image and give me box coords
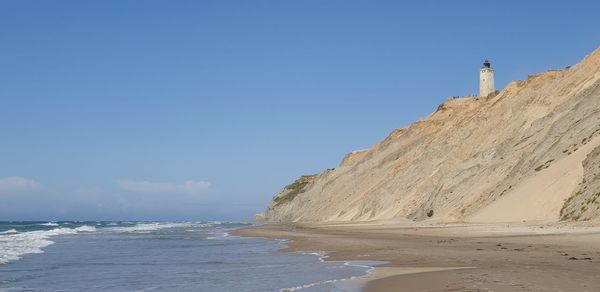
[0,225,97,264]
[279,252,379,292]
[109,222,198,233]
[280,274,361,292]
[74,225,97,232]
[279,265,374,292]
[204,229,231,240]
[0,229,18,235]
[205,232,230,240]
[298,251,328,263]
[108,222,227,234]
[40,222,59,227]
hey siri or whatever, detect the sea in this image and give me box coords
[0,221,380,291]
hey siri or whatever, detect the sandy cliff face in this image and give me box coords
[264,46,600,223]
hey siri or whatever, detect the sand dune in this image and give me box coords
[470,134,600,222]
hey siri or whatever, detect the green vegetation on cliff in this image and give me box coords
[272,176,315,206]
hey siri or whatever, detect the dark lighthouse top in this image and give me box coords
[483,59,491,68]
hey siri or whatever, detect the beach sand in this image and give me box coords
[232,221,600,291]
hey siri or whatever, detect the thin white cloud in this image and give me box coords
[0,176,41,193]
[117,180,211,196]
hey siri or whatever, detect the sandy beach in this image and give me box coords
[233,221,600,291]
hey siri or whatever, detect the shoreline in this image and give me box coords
[232,221,600,291]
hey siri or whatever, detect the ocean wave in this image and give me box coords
[108,222,228,234]
[204,230,231,240]
[108,222,196,233]
[74,225,97,232]
[205,233,228,240]
[280,274,363,292]
[0,226,97,265]
[279,257,379,291]
[40,222,59,227]
[0,229,18,235]
[297,251,328,263]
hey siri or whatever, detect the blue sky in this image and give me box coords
[1,0,599,221]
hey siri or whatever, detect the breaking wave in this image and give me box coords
[0,226,96,264]
[0,221,244,265]
[108,222,223,234]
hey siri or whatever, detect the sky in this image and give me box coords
[1,0,599,221]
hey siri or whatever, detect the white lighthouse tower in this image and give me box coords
[479,59,495,97]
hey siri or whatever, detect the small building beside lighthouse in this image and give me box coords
[479,59,495,97]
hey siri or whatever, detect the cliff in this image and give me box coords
[264,46,600,224]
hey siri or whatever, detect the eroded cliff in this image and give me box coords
[264,46,600,224]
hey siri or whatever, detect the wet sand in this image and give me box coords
[232,222,600,291]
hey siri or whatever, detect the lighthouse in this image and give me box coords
[479,59,495,97]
